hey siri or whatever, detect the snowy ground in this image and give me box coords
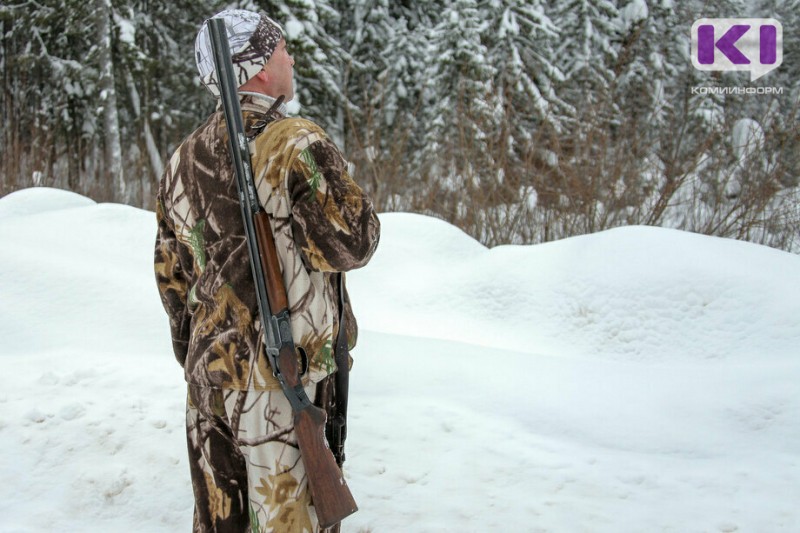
[0,187,798,532]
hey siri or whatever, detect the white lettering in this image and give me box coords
[690,86,784,96]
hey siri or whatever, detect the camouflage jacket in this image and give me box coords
[154,94,380,390]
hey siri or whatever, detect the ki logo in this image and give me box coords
[691,18,783,81]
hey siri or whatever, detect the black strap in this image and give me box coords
[245,94,285,141]
[329,272,351,466]
[334,273,349,370]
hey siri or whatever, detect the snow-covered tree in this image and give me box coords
[281,0,352,144]
[479,0,568,201]
[1,0,796,251]
[552,0,618,126]
[421,0,497,205]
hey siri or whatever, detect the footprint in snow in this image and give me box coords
[60,403,86,421]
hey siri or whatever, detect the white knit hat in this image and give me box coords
[195,9,284,97]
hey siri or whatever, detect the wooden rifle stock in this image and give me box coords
[253,211,358,528]
[208,18,357,529]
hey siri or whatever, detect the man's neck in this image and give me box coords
[238,91,289,116]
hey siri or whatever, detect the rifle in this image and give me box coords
[207,17,358,529]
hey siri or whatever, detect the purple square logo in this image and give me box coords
[691,18,783,81]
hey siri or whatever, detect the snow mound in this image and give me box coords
[351,214,800,362]
[0,190,166,357]
[0,187,96,218]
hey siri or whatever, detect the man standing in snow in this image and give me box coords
[154,9,379,532]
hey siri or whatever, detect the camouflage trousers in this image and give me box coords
[186,381,333,533]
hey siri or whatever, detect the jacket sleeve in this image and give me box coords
[287,137,380,272]
[154,193,191,366]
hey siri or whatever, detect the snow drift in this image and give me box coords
[0,188,798,532]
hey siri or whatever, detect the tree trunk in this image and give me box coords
[95,0,125,203]
[125,68,163,207]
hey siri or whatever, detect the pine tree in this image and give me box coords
[337,0,405,205]
[481,0,567,190]
[380,4,431,130]
[768,0,800,190]
[421,0,496,213]
[280,0,352,145]
[611,0,697,221]
[345,0,393,111]
[382,1,442,179]
[552,0,618,126]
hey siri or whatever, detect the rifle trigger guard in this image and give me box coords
[297,347,310,377]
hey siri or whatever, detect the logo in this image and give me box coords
[691,18,783,81]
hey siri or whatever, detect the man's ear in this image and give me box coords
[255,70,270,83]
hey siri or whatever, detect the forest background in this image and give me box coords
[1,0,798,250]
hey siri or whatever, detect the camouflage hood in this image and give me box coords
[155,94,380,390]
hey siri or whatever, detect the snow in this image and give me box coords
[284,19,305,40]
[499,8,520,38]
[0,187,96,218]
[114,15,136,46]
[1,187,799,532]
[732,118,765,163]
[621,0,649,29]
